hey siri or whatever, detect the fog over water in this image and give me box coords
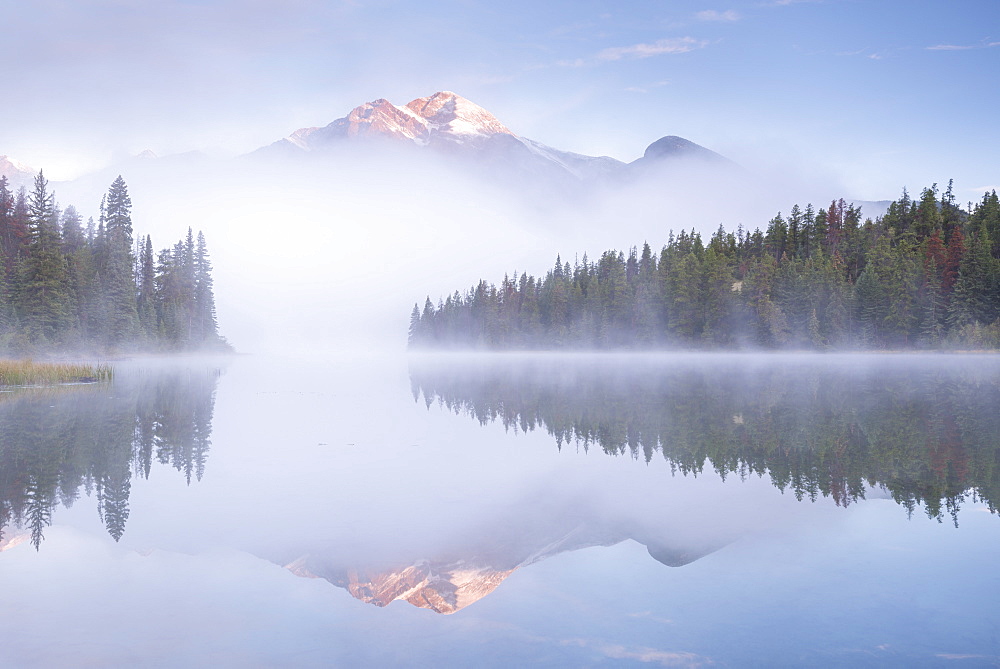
[3,0,1000,664]
[1,352,998,665]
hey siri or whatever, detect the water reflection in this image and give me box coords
[0,365,221,549]
[410,354,1000,525]
[285,491,723,614]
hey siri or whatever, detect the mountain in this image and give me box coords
[0,155,36,188]
[630,135,733,169]
[253,91,736,190]
[269,92,513,151]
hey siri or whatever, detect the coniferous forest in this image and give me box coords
[0,170,229,354]
[410,182,1000,350]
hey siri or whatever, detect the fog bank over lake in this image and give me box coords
[1,352,998,665]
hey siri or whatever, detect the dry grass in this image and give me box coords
[0,360,112,387]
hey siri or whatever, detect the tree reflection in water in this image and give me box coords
[0,366,221,549]
[410,355,1000,525]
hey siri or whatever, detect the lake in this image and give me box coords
[1,352,998,667]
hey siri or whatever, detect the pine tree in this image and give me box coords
[0,176,15,266]
[19,171,72,345]
[100,176,139,348]
[950,227,998,329]
[915,184,942,239]
[408,303,422,345]
[192,231,220,347]
[137,235,156,339]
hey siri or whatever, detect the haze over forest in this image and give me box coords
[2,1,998,354]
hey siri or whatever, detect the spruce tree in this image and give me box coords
[137,235,157,340]
[0,176,14,266]
[19,171,72,345]
[192,231,220,347]
[100,176,139,348]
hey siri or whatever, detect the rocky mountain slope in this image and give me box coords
[0,155,35,189]
[255,91,724,188]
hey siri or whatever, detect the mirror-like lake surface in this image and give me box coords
[1,353,998,667]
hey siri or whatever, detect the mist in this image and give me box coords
[38,134,864,358]
[4,1,1000,663]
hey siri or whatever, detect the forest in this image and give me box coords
[410,182,1000,350]
[0,171,228,354]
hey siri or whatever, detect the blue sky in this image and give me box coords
[4,0,998,200]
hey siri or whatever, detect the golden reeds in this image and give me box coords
[0,360,112,387]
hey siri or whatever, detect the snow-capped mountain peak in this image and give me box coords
[253,91,728,192]
[267,91,515,153]
[335,98,430,142]
[0,155,35,180]
[405,91,513,138]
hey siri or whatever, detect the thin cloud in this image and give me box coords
[599,644,713,667]
[625,80,671,94]
[597,37,709,61]
[559,638,712,667]
[763,0,821,6]
[927,44,975,51]
[926,39,999,51]
[696,10,740,22]
[834,46,905,60]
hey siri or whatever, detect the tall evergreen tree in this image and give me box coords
[192,231,220,347]
[99,176,139,348]
[137,235,157,339]
[19,171,72,345]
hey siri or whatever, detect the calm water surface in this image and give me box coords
[1,353,998,667]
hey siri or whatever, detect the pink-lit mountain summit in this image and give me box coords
[259,91,731,187]
[275,91,515,150]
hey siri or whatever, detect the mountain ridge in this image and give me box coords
[253,90,720,186]
[0,155,36,188]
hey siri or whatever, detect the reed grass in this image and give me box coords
[0,359,112,387]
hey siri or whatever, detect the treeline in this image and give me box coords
[0,170,229,354]
[0,366,220,549]
[410,357,1000,524]
[410,182,1000,349]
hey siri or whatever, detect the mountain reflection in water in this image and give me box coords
[285,491,721,614]
[0,365,221,550]
[409,354,1000,525]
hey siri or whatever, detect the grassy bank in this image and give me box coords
[0,360,112,387]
